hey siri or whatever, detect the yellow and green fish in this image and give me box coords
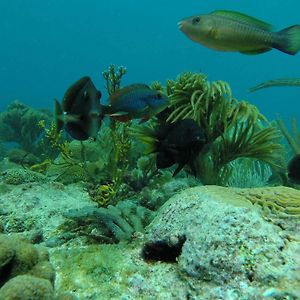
[178,10,300,55]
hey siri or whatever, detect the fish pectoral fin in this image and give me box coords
[240,48,272,55]
[54,100,64,132]
[109,111,129,117]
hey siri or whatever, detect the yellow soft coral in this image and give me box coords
[92,183,117,207]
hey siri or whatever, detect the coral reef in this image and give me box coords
[0,275,54,300]
[0,182,91,240]
[62,199,155,244]
[0,100,52,154]
[234,186,300,216]
[0,234,55,298]
[46,139,106,184]
[47,185,300,299]
[161,72,284,184]
[7,148,40,166]
[144,185,300,296]
[1,168,47,185]
[1,67,299,299]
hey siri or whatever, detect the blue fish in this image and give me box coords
[103,84,169,123]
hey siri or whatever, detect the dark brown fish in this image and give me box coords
[288,154,300,184]
[55,76,103,140]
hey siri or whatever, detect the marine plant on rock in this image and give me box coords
[88,65,133,206]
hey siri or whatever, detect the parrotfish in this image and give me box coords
[178,10,300,55]
[103,84,169,123]
[55,76,103,140]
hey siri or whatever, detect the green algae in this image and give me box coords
[51,243,141,298]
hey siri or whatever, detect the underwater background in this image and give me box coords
[1,1,300,299]
[0,0,299,122]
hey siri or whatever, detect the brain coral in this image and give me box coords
[144,185,300,291]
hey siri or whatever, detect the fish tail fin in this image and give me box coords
[54,100,64,132]
[130,125,158,154]
[276,25,300,55]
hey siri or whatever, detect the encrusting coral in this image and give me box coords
[0,234,55,298]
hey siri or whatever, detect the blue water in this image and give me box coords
[0,0,299,123]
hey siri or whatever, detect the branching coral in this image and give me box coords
[102,64,127,96]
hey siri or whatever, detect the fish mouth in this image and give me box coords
[177,21,184,31]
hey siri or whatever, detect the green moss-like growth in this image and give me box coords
[0,100,52,155]
[145,72,284,185]
[0,234,55,289]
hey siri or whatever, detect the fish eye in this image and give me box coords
[156,93,162,99]
[192,16,201,25]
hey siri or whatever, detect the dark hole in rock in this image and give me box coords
[141,236,186,263]
[0,260,13,287]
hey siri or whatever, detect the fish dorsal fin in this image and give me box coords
[63,76,91,111]
[109,84,150,103]
[211,10,273,31]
